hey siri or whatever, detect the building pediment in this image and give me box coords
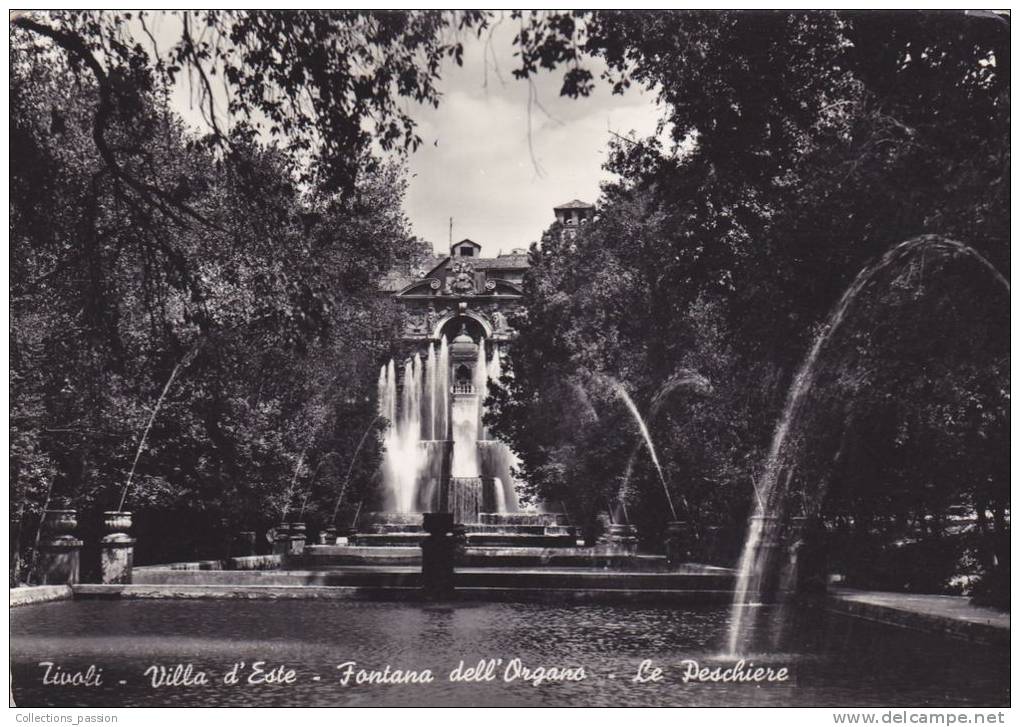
[395,256,524,301]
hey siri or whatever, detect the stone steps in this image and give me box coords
[478,512,566,526]
[131,565,735,591]
[351,532,577,548]
[356,512,425,527]
[359,511,568,527]
[303,544,674,571]
[306,548,422,567]
[363,523,574,536]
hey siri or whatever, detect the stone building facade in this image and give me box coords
[380,199,595,344]
[381,240,530,345]
[372,201,594,519]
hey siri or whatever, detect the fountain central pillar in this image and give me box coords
[449,386,480,476]
[421,513,462,598]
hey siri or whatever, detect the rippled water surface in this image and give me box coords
[11,600,1009,707]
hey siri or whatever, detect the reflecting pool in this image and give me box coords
[10,600,1009,707]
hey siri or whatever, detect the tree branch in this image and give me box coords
[11,14,225,232]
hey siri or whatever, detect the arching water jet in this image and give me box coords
[616,370,712,510]
[329,414,382,524]
[726,235,1010,656]
[614,384,680,521]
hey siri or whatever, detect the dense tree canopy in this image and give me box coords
[9,11,1010,603]
[9,32,427,577]
[488,10,1009,598]
[10,10,486,195]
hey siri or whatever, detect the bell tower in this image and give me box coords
[553,199,596,241]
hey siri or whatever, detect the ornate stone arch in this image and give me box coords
[432,310,492,341]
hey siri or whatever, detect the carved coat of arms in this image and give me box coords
[444,260,476,296]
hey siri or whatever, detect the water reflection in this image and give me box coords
[11,601,1008,707]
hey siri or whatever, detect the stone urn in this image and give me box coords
[234,531,257,557]
[784,515,827,595]
[100,511,135,584]
[319,526,338,545]
[272,523,292,556]
[37,508,83,585]
[597,516,639,554]
[608,523,639,552]
[46,509,79,537]
[747,514,783,602]
[103,511,134,541]
[287,521,307,556]
[664,520,695,569]
[423,512,455,537]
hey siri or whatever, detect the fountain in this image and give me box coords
[726,235,1010,655]
[474,338,488,439]
[375,328,521,520]
[449,331,481,479]
[610,374,714,564]
[438,335,450,441]
[477,441,521,513]
[487,343,502,382]
[378,358,422,512]
[615,371,712,513]
[324,414,382,527]
[117,344,204,512]
[613,383,681,521]
[426,342,437,440]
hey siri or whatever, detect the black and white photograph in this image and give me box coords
[8,8,1011,712]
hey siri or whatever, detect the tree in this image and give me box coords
[10,40,424,576]
[490,11,1008,593]
[10,10,485,196]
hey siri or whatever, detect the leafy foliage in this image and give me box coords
[9,11,1009,603]
[9,40,424,577]
[12,10,486,195]
[490,11,1009,594]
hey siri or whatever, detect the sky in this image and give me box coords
[397,20,663,256]
[158,13,664,257]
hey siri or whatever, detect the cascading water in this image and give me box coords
[726,235,1010,655]
[474,338,488,440]
[450,346,481,478]
[400,355,421,446]
[426,343,437,440]
[377,333,520,515]
[487,343,502,382]
[378,357,424,512]
[479,342,520,512]
[379,361,397,428]
[438,336,450,441]
[477,440,521,512]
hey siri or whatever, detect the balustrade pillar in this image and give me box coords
[37,508,83,586]
[100,511,135,584]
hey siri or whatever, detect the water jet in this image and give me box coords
[727,235,1010,655]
